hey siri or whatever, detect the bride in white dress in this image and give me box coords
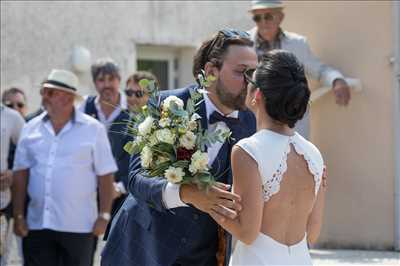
[209,50,327,265]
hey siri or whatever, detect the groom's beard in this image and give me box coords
[216,78,247,111]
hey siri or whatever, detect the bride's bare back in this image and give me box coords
[215,130,325,247]
[261,144,317,246]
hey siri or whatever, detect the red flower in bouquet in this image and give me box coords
[177,147,195,161]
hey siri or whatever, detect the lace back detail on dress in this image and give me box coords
[262,144,291,201]
[262,135,322,201]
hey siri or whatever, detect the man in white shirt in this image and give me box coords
[12,69,117,266]
[248,0,351,138]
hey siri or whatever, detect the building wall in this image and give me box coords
[1,1,254,110]
[283,1,395,249]
[1,0,397,249]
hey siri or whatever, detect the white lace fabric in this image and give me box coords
[235,129,324,202]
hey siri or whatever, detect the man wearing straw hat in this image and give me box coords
[12,69,117,266]
[248,0,351,138]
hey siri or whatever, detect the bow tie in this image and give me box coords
[209,111,240,127]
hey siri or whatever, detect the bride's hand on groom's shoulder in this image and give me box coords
[180,182,242,221]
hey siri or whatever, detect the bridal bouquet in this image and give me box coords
[124,75,231,188]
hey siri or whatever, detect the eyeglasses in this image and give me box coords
[40,87,56,98]
[5,101,25,109]
[205,29,251,61]
[252,12,280,23]
[124,89,144,98]
[243,68,258,88]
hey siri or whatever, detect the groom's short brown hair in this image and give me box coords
[192,29,253,79]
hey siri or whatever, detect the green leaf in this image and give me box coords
[186,98,195,115]
[123,141,134,155]
[139,79,150,90]
[173,160,190,169]
[152,143,176,160]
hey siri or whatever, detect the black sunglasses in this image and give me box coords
[5,102,25,109]
[205,29,251,60]
[252,13,279,23]
[124,89,144,98]
[243,68,258,88]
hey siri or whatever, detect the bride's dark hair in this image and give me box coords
[255,50,310,128]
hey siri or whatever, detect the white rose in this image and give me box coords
[136,135,143,143]
[188,113,201,130]
[164,167,185,183]
[179,131,197,150]
[148,133,159,146]
[162,96,184,111]
[189,151,209,174]
[141,146,153,168]
[138,116,154,136]
[159,117,171,128]
[155,129,175,144]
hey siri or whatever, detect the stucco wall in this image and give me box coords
[283,1,395,249]
[1,1,254,110]
[1,0,397,249]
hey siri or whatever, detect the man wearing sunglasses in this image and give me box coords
[79,58,131,205]
[248,0,351,138]
[124,71,158,113]
[12,69,117,266]
[2,87,28,118]
[79,58,132,265]
[101,29,257,266]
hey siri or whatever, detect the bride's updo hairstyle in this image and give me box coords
[255,50,310,128]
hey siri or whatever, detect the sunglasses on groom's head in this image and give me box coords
[205,29,251,60]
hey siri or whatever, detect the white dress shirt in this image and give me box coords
[162,93,238,209]
[13,109,118,233]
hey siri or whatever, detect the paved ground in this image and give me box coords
[310,249,399,265]
[3,233,399,265]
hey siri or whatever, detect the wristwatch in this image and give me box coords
[99,212,111,221]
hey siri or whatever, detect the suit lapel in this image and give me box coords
[210,141,229,180]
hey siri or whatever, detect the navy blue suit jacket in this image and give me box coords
[101,85,256,266]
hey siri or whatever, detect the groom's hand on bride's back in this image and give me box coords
[180,182,242,220]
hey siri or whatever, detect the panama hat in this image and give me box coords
[249,0,285,11]
[42,69,82,99]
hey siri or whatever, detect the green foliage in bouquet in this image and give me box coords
[123,75,231,188]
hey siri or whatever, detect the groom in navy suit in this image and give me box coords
[101,29,257,266]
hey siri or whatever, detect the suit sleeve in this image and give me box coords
[128,153,168,212]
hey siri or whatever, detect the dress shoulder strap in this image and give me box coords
[291,133,324,195]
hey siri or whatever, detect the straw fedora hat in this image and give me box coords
[249,0,285,11]
[42,69,82,100]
